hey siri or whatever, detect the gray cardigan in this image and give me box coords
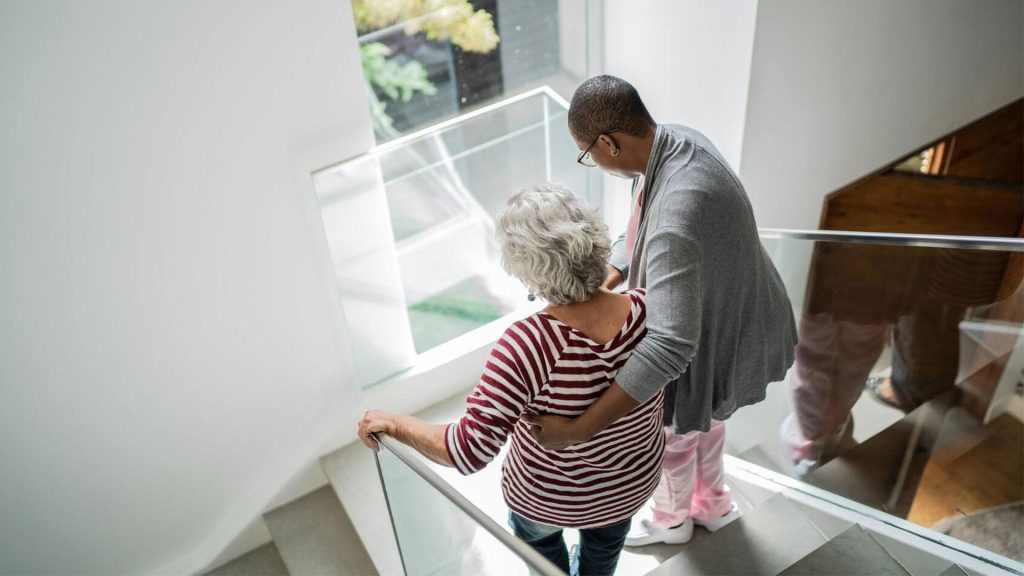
[610,124,797,433]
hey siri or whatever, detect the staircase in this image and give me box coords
[202,385,1018,576]
[203,445,385,576]
[646,490,968,576]
[202,455,988,576]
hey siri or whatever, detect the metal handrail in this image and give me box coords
[725,455,1024,575]
[315,83,1022,254]
[373,434,566,576]
[760,228,1024,251]
[317,85,568,174]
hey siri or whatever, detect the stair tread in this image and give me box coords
[321,442,403,576]
[867,530,957,576]
[805,392,955,515]
[264,485,377,576]
[787,498,855,540]
[645,494,828,576]
[204,542,289,576]
[779,525,909,575]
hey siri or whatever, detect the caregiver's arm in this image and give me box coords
[526,220,703,450]
[523,382,639,450]
[606,231,629,289]
[358,411,453,467]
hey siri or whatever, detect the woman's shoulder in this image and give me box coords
[496,313,563,356]
[620,289,647,330]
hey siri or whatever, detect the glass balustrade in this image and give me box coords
[313,87,599,386]
[364,229,1019,573]
[373,434,564,576]
[728,230,1024,565]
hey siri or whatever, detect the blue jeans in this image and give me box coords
[508,511,631,576]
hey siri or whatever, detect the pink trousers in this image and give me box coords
[650,420,734,528]
[782,313,889,463]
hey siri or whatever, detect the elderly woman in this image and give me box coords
[358,184,664,576]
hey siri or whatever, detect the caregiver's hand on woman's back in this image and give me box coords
[523,380,641,450]
[520,410,582,451]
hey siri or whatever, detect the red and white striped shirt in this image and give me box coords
[445,289,665,528]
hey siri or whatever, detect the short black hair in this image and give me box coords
[568,75,655,142]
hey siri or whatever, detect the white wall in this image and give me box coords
[602,0,760,172]
[740,0,1024,229]
[0,1,487,574]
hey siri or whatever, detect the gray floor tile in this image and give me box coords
[779,525,909,575]
[265,486,377,576]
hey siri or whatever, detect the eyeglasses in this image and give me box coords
[576,128,620,167]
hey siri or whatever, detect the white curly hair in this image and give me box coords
[497,184,611,306]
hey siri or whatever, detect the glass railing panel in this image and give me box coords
[314,88,601,372]
[730,232,1024,563]
[374,435,564,576]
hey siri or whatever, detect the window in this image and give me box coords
[352,0,586,142]
[313,2,594,386]
[315,88,601,386]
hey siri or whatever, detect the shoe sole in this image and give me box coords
[624,533,692,546]
[693,504,740,533]
[625,521,694,546]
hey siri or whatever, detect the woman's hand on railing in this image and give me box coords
[358,411,455,467]
[358,410,397,452]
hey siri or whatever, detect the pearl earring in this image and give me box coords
[527,291,536,302]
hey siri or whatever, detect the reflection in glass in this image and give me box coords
[735,234,1024,562]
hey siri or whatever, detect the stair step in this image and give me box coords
[645,494,828,575]
[204,542,289,576]
[321,441,403,576]
[787,499,855,540]
[736,443,792,476]
[937,564,969,576]
[867,530,958,576]
[264,485,377,576]
[805,392,955,516]
[726,470,784,511]
[779,525,910,575]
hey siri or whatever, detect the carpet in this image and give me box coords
[932,501,1024,562]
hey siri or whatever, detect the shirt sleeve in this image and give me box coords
[445,323,537,475]
[608,177,643,282]
[609,231,630,282]
[614,223,702,403]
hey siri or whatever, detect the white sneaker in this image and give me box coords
[624,518,694,546]
[693,502,740,532]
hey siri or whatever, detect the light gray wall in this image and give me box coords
[0,1,425,573]
[740,0,1024,229]
[602,0,760,172]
